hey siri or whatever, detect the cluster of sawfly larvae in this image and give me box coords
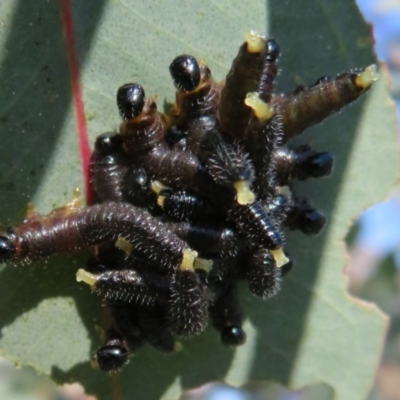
[0,32,378,373]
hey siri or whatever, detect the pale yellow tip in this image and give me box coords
[278,185,291,196]
[151,180,167,194]
[245,92,275,122]
[157,195,166,208]
[115,237,134,257]
[194,258,213,273]
[180,249,198,271]
[244,31,265,53]
[90,357,99,370]
[174,342,184,352]
[355,64,379,89]
[271,248,289,269]
[26,202,36,218]
[233,180,255,205]
[76,269,98,286]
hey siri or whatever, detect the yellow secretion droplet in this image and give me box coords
[115,236,134,257]
[270,248,289,269]
[354,64,379,89]
[157,195,166,208]
[151,180,167,194]
[76,269,98,286]
[180,249,198,271]
[245,92,275,122]
[245,31,265,53]
[174,342,184,352]
[194,257,213,272]
[26,202,36,218]
[233,180,255,205]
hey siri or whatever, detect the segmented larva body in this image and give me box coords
[158,189,219,222]
[218,32,268,142]
[243,37,280,150]
[273,65,379,141]
[1,202,195,273]
[257,39,280,103]
[167,269,209,336]
[106,304,146,352]
[118,84,203,189]
[169,58,257,206]
[249,112,283,199]
[80,268,170,306]
[272,144,333,186]
[136,305,176,353]
[209,283,246,346]
[169,55,222,128]
[228,201,283,251]
[241,38,281,199]
[246,248,280,298]
[187,116,255,205]
[90,133,130,203]
[164,221,239,259]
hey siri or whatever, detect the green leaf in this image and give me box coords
[0,0,397,399]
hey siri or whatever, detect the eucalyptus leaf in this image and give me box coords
[0,1,397,399]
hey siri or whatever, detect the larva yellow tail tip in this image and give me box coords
[244,92,275,122]
[270,248,289,269]
[90,356,100,370]
[157,195,166,208]
[115,237,134,257]
[174,342,184,352]
[233,180,255,205]
[180,249,198,271]
[194,257,213,273]
[26,202,36,218]
[244,31,265,54]
[151,180,167,194]
[76,269,98,286]
[355,64,379,89]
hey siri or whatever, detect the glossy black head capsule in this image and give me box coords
[221,326,246,346]
[298,209,326,235]
[123,166,157,208]
[117,83,145,120]
[93,343,130,372]
[169,55,201,92]
[94,132,123,155]
[265,39,280,62]
[300,151,334,179]
[0,235,16,262]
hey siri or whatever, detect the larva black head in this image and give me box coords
[299,210,326,235]
[93,344,130,372]
[169,54,201,92]
[123,166,155,207]
[94,133,123,155]
[265,39,280,62]
[221,326,246,346]
[117,83,145,120]
[302,152,334,178]
[0,236,16,262]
